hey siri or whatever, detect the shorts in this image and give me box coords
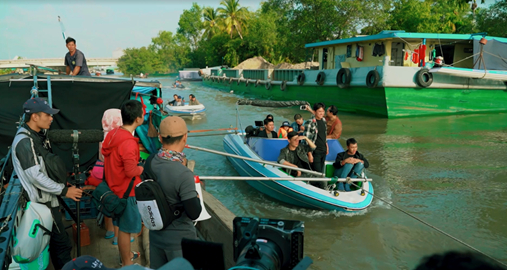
[113,196,142,234]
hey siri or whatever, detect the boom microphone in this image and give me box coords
[48,129,104,143]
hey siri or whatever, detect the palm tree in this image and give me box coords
[217,0,249,39]
[203,7,220,40]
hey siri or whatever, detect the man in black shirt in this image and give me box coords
[332,138,369,191]
[64,37,91,76]
[277,131,316,177]
[302,102,328,188]
[257,118,277,138]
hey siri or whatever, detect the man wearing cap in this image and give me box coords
[277,131,316,177]
[144,116,202,268]
[11,98,83,270]
[277,121,293,139]
[102,100,144,266]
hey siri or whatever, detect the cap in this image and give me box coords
[23,98,60,114]
[281,121,290,127]
[62,256,114,270]
[287,131,298,140]
[160,116,188,138]
[177,95,182,99]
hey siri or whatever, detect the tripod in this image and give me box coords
[58,131,87,256]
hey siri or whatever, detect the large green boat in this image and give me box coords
[202,30,507,118]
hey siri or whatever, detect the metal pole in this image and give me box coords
[188,132,235,138]
[198,176,372,182]
[47,76,53,108]
[186,144,324,177]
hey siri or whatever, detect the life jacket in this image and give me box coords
[277,127,293,139]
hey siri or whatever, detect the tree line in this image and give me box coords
[117,0,507,75]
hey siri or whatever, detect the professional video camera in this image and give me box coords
[181,217,310,270]
[232,217,309,270]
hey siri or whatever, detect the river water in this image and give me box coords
[157,77,507,270]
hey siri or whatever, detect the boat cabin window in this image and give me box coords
[321,48,328,70]
[391,42,405,66]
[435,45,455,66]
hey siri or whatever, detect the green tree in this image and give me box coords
[243,10,279,61]
[151,31,191,72]
[387,0,474,33]
[177,3,204,50]
[117,47,163,75]
[203,7,221,40]
[217,0,249,39]
[475,0,507,37]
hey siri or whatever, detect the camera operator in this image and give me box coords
[145,116,202,268]
[11,98,83,270]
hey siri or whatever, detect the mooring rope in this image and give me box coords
[346,175,507,267]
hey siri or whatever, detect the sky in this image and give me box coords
[0,0,262,60]
[0,0,497,60]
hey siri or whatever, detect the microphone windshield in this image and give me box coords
[48,129,104,144]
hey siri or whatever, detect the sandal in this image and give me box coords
[119,251,141,266]
[112,236,134,245]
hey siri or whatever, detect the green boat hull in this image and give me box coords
[203,79,507,118]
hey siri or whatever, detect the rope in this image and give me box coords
[346,174,507,268]
[448,52,480,67]
[483,51,507,65]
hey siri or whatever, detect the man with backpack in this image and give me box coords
[102,100,144,266]
[142,116,201,268]
[11,97,83,270]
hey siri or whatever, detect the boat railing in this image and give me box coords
[272,69,304,81]
[210,69,222,76]
[222,69,241,78]
[242,69,271,80]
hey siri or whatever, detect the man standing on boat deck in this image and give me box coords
[144,116,201,268]
[332,138,369,191]
[11,98,83,270]
[326,105,342,139]
[278,132,316,177]
[102,100,144,266]
[64,37,91,76]
[303,102,328,189]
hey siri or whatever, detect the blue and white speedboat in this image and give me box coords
[222,99,374,211]
[165,103,206,119]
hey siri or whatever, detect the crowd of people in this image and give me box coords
[254,102,368,191]
[12,98,201,269]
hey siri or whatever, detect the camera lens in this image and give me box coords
[235,239,282,270]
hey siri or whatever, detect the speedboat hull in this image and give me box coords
[223,134,374,211]
[165,104,206,117]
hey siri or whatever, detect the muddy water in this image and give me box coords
[158,77,507,269]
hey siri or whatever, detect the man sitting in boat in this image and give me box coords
[173,80,183,88]
[291,113,305,135]
[332,138,369,191]
[277,131,316,177]
[257,118,277,138]
[326,105,342,139]
[167,94,179,106]
[188,94,200,105]
[277,121,293,138]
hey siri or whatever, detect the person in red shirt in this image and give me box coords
[102,100,144,266]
